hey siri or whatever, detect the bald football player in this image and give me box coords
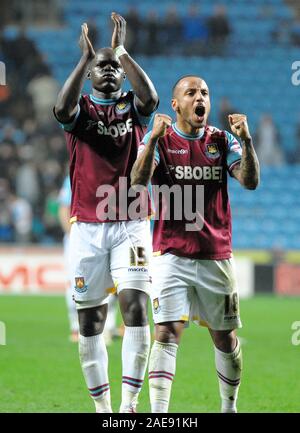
[131,75,259,413]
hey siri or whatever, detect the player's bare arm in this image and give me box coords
[131,114,172,187]
[111,12,158,115]
[229,114,260,190]
[54,23,95,123]
[58,205,71,234]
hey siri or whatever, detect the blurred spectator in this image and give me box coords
[0,177,33,244]
[7,97,35,126]
[0,27,47,125]
[144,10,161,55]
[255,114,285,165]
[11,0,63,25]
[26,67,60,127]
[271,246,285,265]
[290,18,300,46]
[218,97,237,131]
[40,159,62,191]
[207,5,231,56]
[43,188,63,242]
[0,179,14,242]
[161,5,183,55]
[272,19,292,46]
[0,124,18,146]
[182,4,209,56]
[0,0,11,29]
[6,26,46,83]
[22,118,40,141]
[48,134,68,164]
[10,189,33,244]
[0,123,24,145]
[15,145,41,206]
[124,7,142,54]
[0,141,19,183]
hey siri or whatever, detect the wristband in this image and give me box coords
[114,45,127,58]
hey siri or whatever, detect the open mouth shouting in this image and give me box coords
[194,105,206,123]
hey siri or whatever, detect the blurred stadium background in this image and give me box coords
[0,0,300,413]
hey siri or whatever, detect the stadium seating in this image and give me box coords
[229,165,300,250]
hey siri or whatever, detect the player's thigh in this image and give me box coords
[69,222,113,308]
[151,254,193,325]
[194,257,242,331]
[110,219,152,295]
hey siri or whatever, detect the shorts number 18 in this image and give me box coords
[224,293,239,316]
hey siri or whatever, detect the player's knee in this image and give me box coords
[123,301,148,326]
[213,330,237,353]
[155,323,183,345]
[119,290,149,326]
[78,305,107,337]
[122,299,148,326]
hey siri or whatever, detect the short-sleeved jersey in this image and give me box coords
[139,123,242,260]
[55,91,154,222]
[58,176,71,207]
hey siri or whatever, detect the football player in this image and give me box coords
[131,75,259,413]
[54,13,158,413]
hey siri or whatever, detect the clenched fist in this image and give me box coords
[228,114,251,141]
[151,114,172,140]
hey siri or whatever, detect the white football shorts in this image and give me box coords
[69,220,151,310]
[150,253,242,331]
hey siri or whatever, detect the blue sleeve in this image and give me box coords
[58,177,71,206]
[138,130,160,164]
[58,104,81,132]
[225,131,242,173]
[133,95,158,128]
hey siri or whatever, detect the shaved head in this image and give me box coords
[172,75,205,97]
[171,75,210,130]
[90,47,119,66]
[96,47,114,56]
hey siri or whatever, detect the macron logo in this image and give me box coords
[167,149,188,155]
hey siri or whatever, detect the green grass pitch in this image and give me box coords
[0,294,299,413]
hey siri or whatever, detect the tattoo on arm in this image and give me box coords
[232,138,260,190]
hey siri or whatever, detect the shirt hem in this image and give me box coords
[158,249,233,260]
[70,215,151,223]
